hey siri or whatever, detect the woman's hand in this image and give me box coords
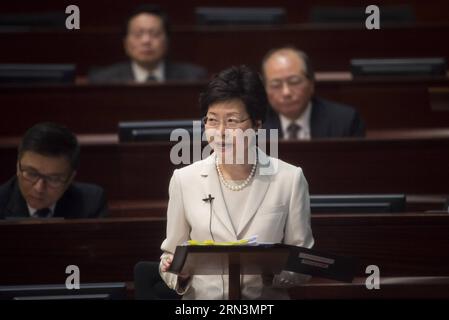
[161,254,190,281]
[160,255,173,272]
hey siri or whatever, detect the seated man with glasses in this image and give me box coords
[89,4,207,83]
[262,46,365,140]
[0,122,108,219]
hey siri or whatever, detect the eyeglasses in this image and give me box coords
[18,162,70,189]
[267,75,309,91]
[202,116,251,129]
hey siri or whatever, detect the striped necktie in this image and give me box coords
[287,122,301,140]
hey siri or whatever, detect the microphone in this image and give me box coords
[201,193,222,299]
[202,194,215,203]
[203,194,216,242]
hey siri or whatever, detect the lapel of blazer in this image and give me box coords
[53,186,72,218]
[310,97,328,138]
[123,62,136,81]
[6,179,29,218]
[164,61,174,80]
[199,155,236,238]
[264,110,284,139]
[236,150,273,237]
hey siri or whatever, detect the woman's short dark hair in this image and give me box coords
[199,65,268,125]
[18,122,80,171]
[124,4,171,38]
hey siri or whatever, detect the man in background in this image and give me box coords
[0,122,108,219]
[262,46,365,139]
[89,5,207,83]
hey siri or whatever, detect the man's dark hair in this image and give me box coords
[199,65,268,125]
[18,123,80,171]
[261,46,315,81]
[123,4,171,38]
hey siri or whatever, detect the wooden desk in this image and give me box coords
[1,137,449,200]
[3,0,448,27]
[0,217,166,285]
[1,213,448,286]
[1,23,449,74]
[1,76,448,136]
[289,276,449,299]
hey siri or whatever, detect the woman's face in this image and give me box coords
[204,99,261,164]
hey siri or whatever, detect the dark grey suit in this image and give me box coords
[88,61,208,83]
[264,97,365,138]
[0,177,108,219]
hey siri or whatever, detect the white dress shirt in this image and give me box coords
[131,61,165,83]
[279,102,312,140]
[220,179,253,234]
[28,204,56,218]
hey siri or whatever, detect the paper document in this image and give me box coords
[183,235,258,246]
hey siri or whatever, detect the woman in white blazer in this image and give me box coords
[160,65,314,299]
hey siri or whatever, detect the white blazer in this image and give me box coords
[160,150,314,299]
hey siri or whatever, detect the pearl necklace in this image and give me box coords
[216,156,257,191]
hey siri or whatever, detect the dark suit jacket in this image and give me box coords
[88,61,208,83]
[0,177,108,219]
[263,97,365,138]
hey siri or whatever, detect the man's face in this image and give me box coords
[124,13,168,69]
[17,151,75,210]
[263,50,315,120]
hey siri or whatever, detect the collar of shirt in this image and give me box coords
[28,203,56,218]
[131,61,165,83]
[279,101,312,140]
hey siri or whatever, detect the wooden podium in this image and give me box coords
[169,244,357,299]
[168,244,291,300]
